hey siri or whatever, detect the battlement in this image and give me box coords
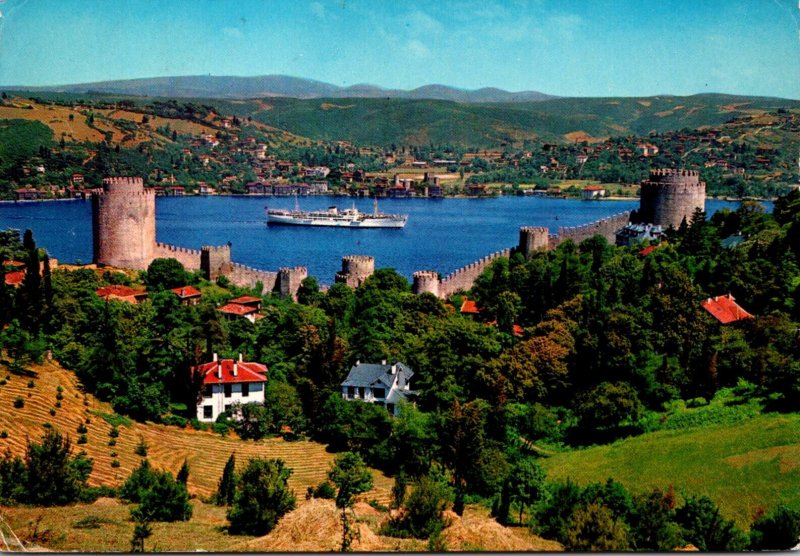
[413,270,440,280]
[342,255,375,264]
[551,211,631,247]
[439,247,512,298]
[102,176,146,192]
[154,242,202,270]
[519,226,550,258]
[649,168,700,179]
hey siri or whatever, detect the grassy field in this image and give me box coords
[0,360,393,504]
[539,413,800,528]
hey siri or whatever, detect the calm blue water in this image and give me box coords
[0,196,752,284]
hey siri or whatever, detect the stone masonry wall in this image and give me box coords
[439,248,512,298]
[153,243,202,270]
[92,177,156,269]
[550,211,632,248]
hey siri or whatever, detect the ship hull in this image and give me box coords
[267,213,407,228]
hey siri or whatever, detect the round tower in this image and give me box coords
[335,255,375,288]
[637,169,705,229]
[412,270,441,297]
[92,177,156,269]
[518,226,550,258]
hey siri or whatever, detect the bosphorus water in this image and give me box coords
[0,196,750,284]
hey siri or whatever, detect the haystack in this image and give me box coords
[243,498,385,552]
[439,510,563,552]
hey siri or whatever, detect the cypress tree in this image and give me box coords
[215,453,237,506]
[177,459,189,486]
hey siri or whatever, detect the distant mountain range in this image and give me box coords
[5,74,558,103]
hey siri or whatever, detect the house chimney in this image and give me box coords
[233,361,238,377]
[238,352,243,362]
[355,359,360,366]
[391,364,397,375]
[213,352,218,362]
[217,362,222,379]
[381,359,387,365]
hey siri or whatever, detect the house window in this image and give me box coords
[242,383,249,397]
[203,406,212,419]
[224,384,232,398]
[224,404,231,414]
[203,385,213,398]
[358,387,365,398]
[386,403,395,415]
[373,388,385,399]
[347,386,355,398]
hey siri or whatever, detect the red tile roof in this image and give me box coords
[95,285,147,301]
[582,185,606,191]
[2,260,25,269]
[5,270,24,286]
[485,320,525,337]
[228,295,262,305]
[170,285,202,298]
[218,303,258,316]
[639,245,657,256]
[195,359,268,384]
[460,299,480,314]
[701,294,753,324]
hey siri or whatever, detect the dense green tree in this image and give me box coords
[134,469,192,522]
[749,505,800,550]
[564,503,630,551]
[23,429,93,506]
[386,471,453,539]
[509,458,547,524]
[227,458,296,535]
[676,495,748,551]
[214,453,237,506]
[176,459,189,486]
[628,487,684,551]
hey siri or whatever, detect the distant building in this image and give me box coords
[14,189,42,201]
[581,185,606,200]
[218,302,259,323]
[460,298,480,315]
[4,271,24,287]
[195,353,268,422]
[702,294,753,324]
[341,361,414,416]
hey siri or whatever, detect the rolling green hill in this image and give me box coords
[221,93,800,147]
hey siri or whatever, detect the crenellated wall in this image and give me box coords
[550,211,632,248]
[228,262,278,294]
[153,242,202,270]
[439,247,512,298]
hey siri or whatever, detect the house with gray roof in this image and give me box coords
[341,360,414,416]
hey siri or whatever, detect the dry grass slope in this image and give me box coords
[0,360,392,504]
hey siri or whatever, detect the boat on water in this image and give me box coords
[266,198,408,228]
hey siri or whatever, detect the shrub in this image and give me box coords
[56,392,64,401]
[134,471,192,522]
[50,408,56,416]
[109,427,120,438]
[42,422,52,429]
[57,385,63,393]
[73,515,115,529]
[77,423,88,434]
[214,454,237,506]
[27,380,35,388]
[311,480,336,500]
[77,434,88,444]
[23,429,93,506]
[13,397,24,408]
[134,435,148,457]
[227,458,296,535]
[55,401,61,408]
[212,422,230,437]
[110,451,118,458]
[111,460,121,468]
[108,439,117,447]
[0,379,6,386]
[122,460,158,503]
[384,473,453,539]
[0,431,7,439]
[162,414,187,428]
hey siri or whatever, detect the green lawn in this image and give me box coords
[539,413,800,528]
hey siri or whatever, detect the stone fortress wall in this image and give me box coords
[92,177,305,299]
[93,168,698,303]
[636,168,706,229]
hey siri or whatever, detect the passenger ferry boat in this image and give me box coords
[266,198,408,228]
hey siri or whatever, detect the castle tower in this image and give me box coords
[335,255,375,288]
[92,177,156,269]
[412,270,441,297]
[277,266,308,300]
[201,244,232,281]
[518,226,550,258]
[637,169,706,229]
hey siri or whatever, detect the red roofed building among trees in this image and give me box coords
[95,285,148,304]
[194,353,268,422]
[4,270,25,287]
[170,285,202,305]
[701,294,753,324]
[218,302,259,323]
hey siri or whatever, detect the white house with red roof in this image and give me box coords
[195,353,268,422]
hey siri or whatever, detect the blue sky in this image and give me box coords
[0,0,798,98]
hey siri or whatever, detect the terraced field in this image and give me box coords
[0,360,393,504]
